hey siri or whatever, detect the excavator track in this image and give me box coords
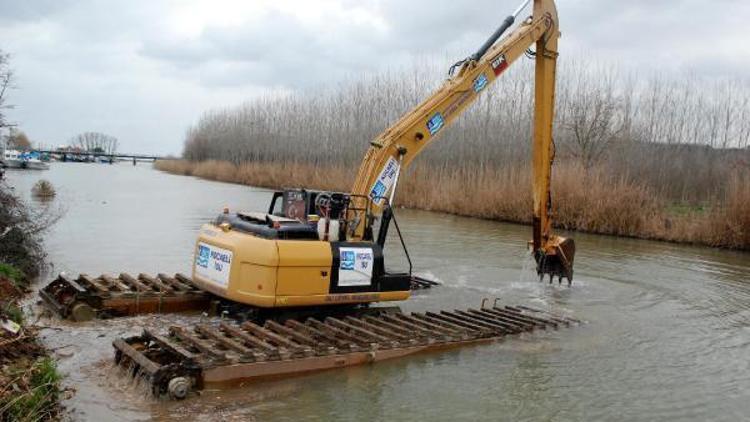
[40,273,211,321]
[40,272,439,321]
[112,302,580,399]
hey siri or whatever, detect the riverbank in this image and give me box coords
[155,159,749,250]
[0,264,63,421]
[0,182,64,421]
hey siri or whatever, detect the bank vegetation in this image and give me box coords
[0,187,63,420]
[157,60,750,250]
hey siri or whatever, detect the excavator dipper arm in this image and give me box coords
[349,0,575,282]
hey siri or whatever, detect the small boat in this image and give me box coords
[2,150,50,170]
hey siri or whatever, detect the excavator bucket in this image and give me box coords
[534,237,575,284]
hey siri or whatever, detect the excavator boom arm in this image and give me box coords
[349,0,574,281]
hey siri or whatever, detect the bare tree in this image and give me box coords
[559,65,624,170]
[7,128,31,150]
[70,132,119,155]
[0,49,14,131]
[177,58,750,203]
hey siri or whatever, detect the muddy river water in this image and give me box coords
[5,164,750,421]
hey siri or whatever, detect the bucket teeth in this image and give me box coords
[535,237,575,284]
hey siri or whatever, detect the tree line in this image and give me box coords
[181,58,749,204]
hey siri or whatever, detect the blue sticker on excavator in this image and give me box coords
[473,73,488,92]
[427,112,444,135]
[340,250,355,270]
[196,245,210,268]
[370,180,387,201]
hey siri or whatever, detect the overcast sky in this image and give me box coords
[0,0,747,155]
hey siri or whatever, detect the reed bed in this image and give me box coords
[155,159,749,250]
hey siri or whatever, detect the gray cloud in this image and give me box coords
[0,0,747,155]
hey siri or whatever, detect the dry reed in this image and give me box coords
[155,159,749,250]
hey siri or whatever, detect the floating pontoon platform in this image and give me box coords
[112,302,579,399]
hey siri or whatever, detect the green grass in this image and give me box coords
[666,203,710,216]
[2,302,24,324]
[0,263,26,289]
[1,358,62,421]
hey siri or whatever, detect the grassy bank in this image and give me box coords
[156,159,749,250]
[0,180,63,421]
[0,264,63,422]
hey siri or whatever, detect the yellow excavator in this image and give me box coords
[191,0,575,315]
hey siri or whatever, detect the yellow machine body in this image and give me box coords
[192,223,410,308]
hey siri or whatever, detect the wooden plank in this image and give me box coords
[502,306,563,326]
[264,321,318,356]
[347,317,418,346]
[514,305,580,324]
[243,321,301,350]
[452,310,518,333]
[102,274,133,293]
[175,273,198,290]
[391,314,458,342]
[170,326,230,362]
[425,311,490,333]
[439,311,504,332]
[157,273,192,292]
[120,273,156,292]
[139,274,174,293]
[363,316,420,339]
[410,313,471,335]
[326,317,396,347]
[50,275,86,296]
[478,307,544,328]
[143,329,199,361]
[195,325,258,362]
[285,320,349,350]
[78,274,109,294]
[348,316,408,340]
[380,314,444,338]
[472,308,541,329]
[220,322,279,356]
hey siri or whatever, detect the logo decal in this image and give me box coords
[338,247,374,287]
[368,156,400,205]
[196,245,210,268]
[426,112,444,135]
[473,73,488,92]
[194,242,234,288]
[341,250,355,270]
[491,54,509,76]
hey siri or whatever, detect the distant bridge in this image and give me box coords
[34,150,175,164]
